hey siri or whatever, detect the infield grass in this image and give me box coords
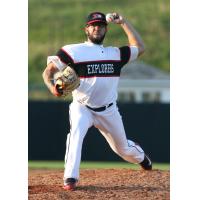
[28,161,169,170]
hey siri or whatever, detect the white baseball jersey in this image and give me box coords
[47,41,138,107]
[47,41,145,181]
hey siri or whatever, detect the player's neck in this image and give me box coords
[87,39,103,46]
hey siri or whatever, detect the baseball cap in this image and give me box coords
[86,12,107,25]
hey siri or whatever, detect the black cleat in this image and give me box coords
[63,178,77,191]
[140,154,152,170]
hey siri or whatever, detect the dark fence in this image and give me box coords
[28,101,170,162]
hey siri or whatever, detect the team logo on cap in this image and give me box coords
[92,14,102,19]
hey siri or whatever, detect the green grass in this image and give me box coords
[28,161,169,170]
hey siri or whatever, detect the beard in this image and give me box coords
[87,32,106,44]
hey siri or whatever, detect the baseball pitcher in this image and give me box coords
[42,12,152,191]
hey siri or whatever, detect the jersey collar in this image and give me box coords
[84,41,104,47]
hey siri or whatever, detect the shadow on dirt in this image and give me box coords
[29,184,166,194]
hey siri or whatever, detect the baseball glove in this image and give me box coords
[54,66,80,97]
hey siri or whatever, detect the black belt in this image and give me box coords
[86,103,113,112]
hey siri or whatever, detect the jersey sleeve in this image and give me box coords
[47,47,75,71]
[119,46,131,66]
[47,56,66,70]
[119,45,139,66]
[129,45,139,62]
[56,48,75,67]
[47,45,75,70]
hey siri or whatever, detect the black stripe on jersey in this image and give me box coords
[74,61,123,77]
[56,48,75,67]
[119,46,131,66]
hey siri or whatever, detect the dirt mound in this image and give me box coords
[29,169,169,200]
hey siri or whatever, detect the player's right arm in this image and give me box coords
[42,62,61,97]
[109,13,145,57]
[120,20,145,56]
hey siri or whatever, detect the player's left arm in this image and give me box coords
[111,13,145,57]
[42,62,61,96]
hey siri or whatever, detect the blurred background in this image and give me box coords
[28,0,169,164]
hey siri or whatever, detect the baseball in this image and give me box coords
[106,13,114,22]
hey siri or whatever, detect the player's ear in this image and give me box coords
[84,26,88,34]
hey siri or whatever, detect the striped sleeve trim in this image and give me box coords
[119,46,131,66]
[56,48,74,66]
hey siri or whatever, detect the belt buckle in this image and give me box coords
[105,103,112,109]
[105,104,109,109]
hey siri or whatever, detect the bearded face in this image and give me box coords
[85,22,107,44]
[86,32,106,44]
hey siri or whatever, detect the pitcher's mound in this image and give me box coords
[29,168,169,200]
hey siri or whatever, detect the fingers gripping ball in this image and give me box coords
[106,13,114,23]
[54,66,80,97]
[106,13,123,24]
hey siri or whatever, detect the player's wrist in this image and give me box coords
[120,19,127,26]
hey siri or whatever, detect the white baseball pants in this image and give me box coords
[63,101,145,180]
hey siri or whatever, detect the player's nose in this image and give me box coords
[94,25,101,30]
